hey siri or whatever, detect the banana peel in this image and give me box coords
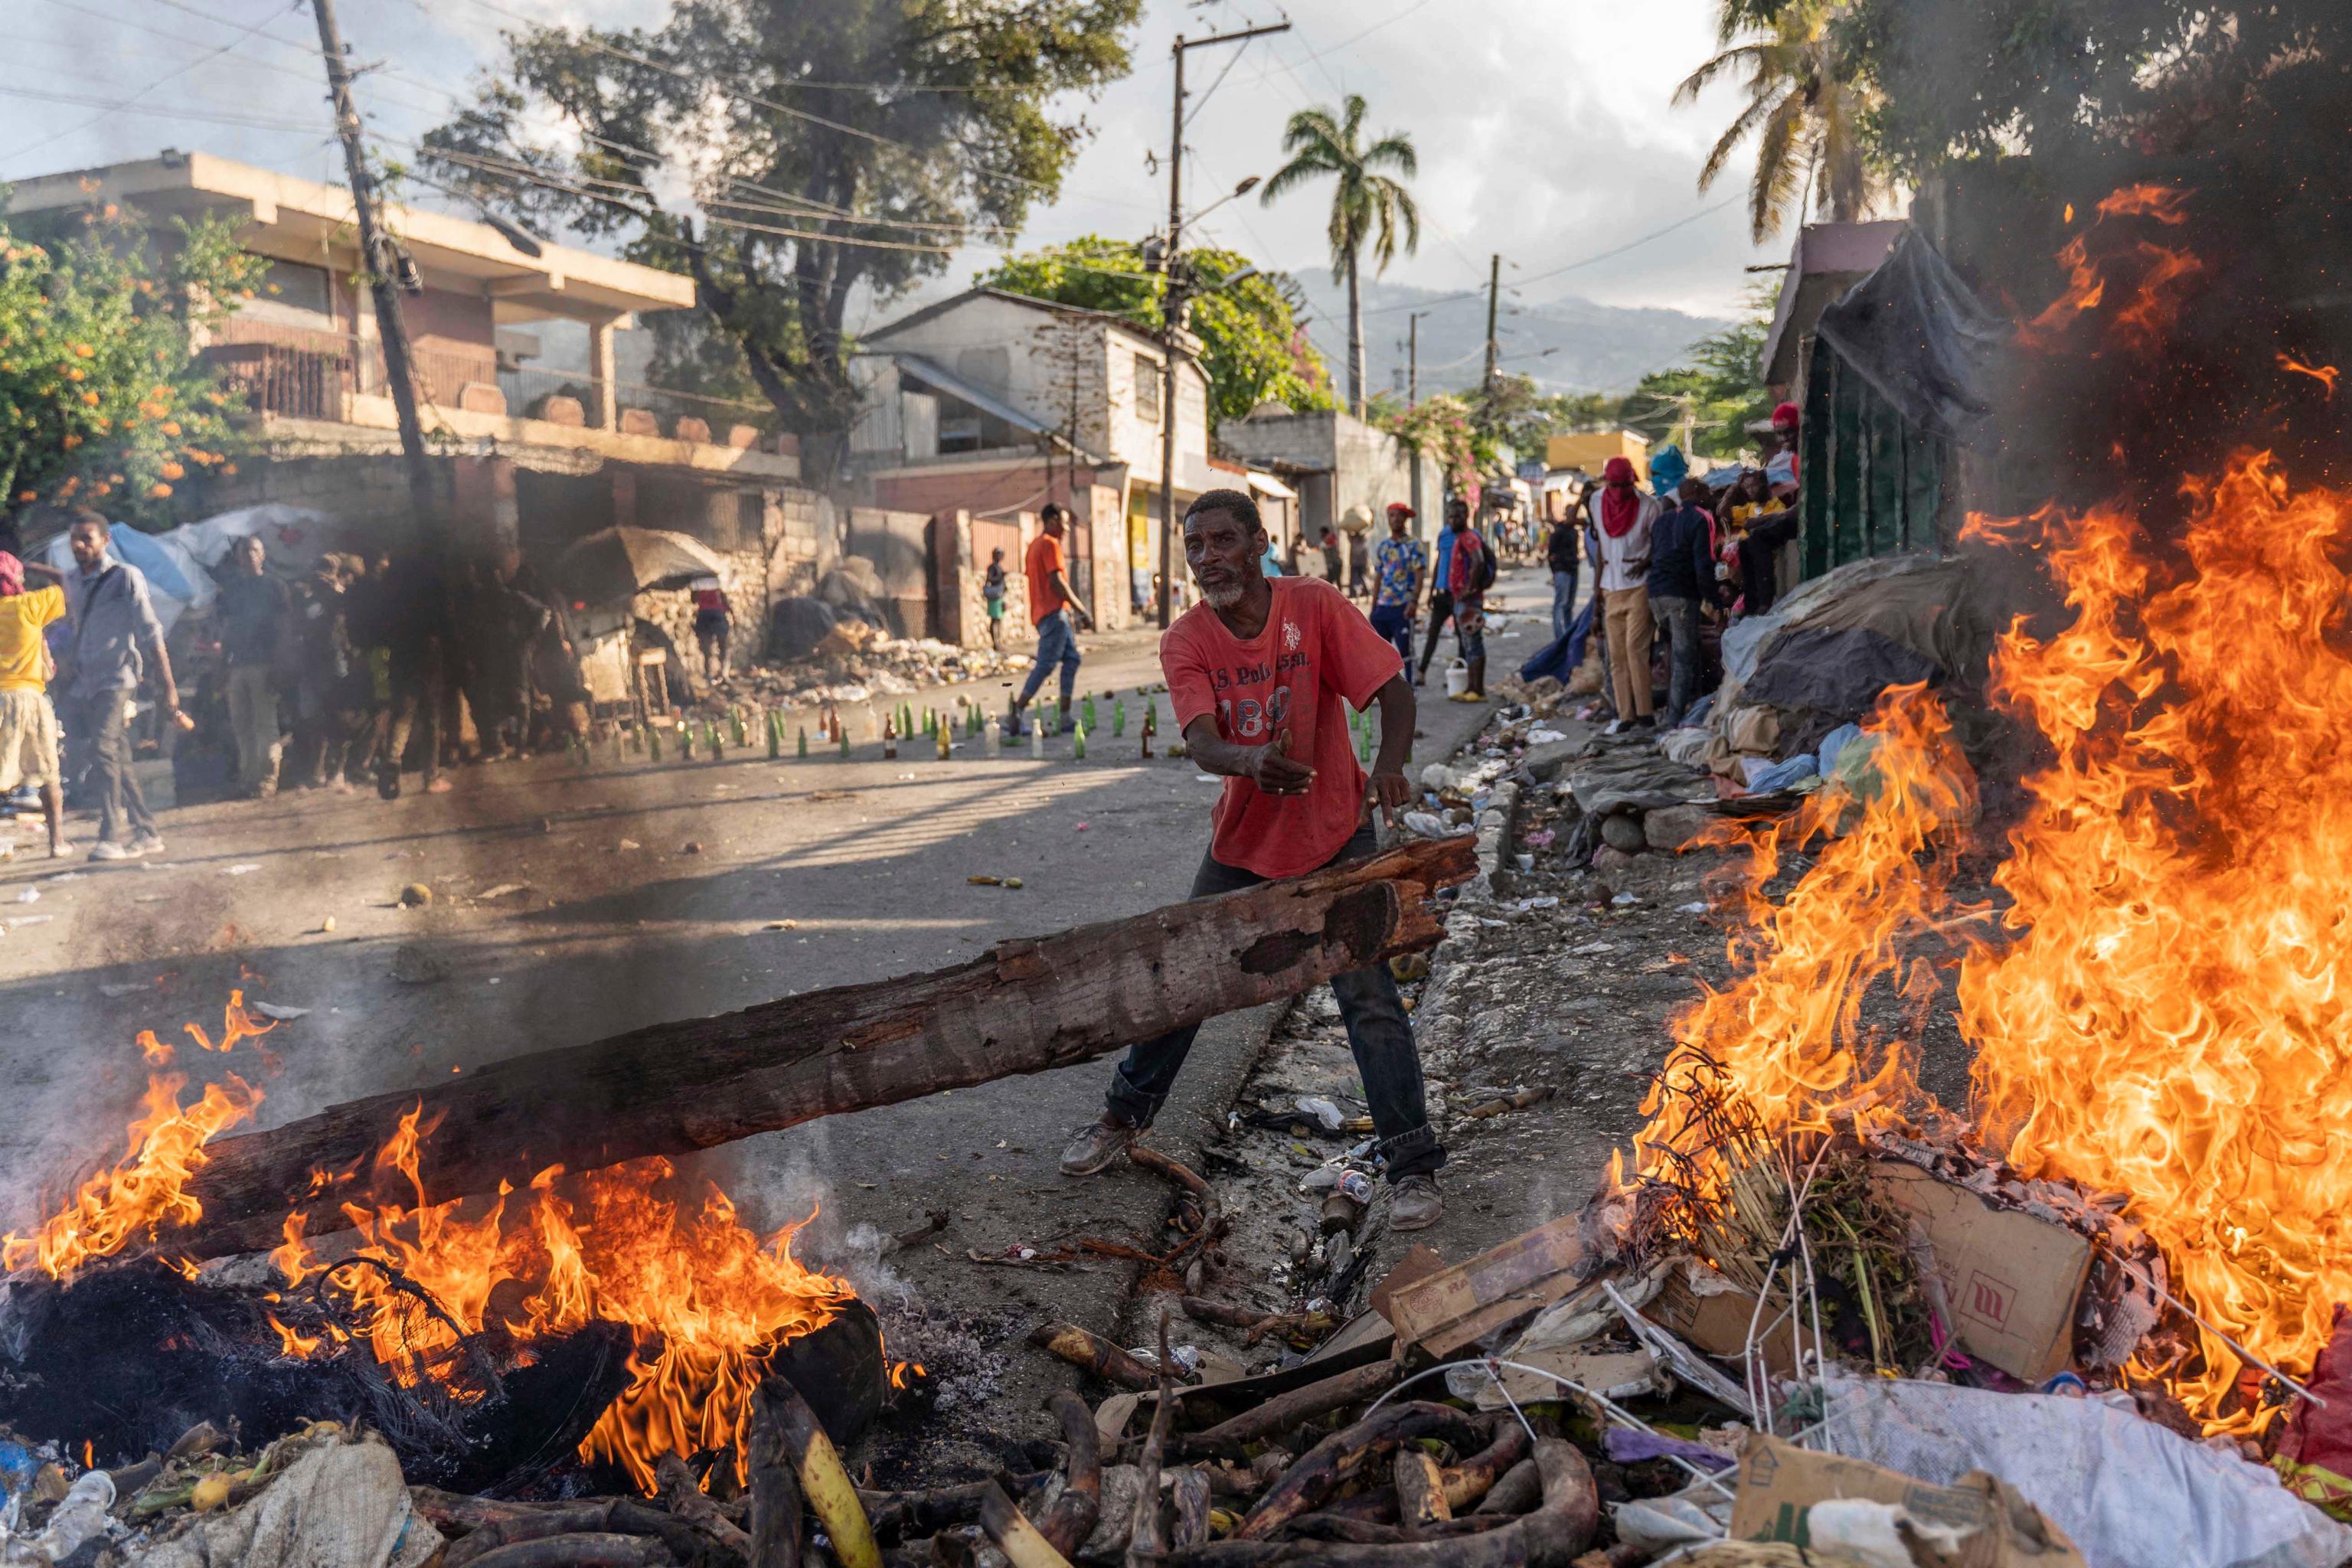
[766,1377,880,1568]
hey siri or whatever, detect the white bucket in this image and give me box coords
[1444,659,1471,698]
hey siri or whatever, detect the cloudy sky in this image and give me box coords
[0,0,1788,332]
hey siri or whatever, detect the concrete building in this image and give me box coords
[846,286,1306,631]
[6,152,822,662]
[1214,404,1444,554]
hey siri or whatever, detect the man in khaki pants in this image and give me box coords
[1590,456,1663,733]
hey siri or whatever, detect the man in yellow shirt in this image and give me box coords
[0,550,70,858]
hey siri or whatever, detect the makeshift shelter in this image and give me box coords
[1798,229,2007,577]
[551,526,730,711]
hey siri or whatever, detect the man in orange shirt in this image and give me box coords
[1007,504,1093,737]
[1058,488,1445,1230]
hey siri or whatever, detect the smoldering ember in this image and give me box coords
[2,5,2352,1568]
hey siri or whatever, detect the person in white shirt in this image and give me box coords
[1587,456,1666,731]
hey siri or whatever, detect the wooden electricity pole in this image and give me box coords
[1156,21,1290,629]
[1481,253,1501,397]
[312,0,436,534]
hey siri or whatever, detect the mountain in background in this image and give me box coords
[1288,274,1729,401]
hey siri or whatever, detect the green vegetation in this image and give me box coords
[423,0,1140,460]
[978,236,1334,428]
[0,201,263,526]
[1258,96,1419,417]
[1615,292,1775,462]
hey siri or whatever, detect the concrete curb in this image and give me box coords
[1469,779,1519,900]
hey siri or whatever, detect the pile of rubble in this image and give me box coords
[716,619,1030,717]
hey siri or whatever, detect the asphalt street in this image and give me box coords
[0,565,1557,1454]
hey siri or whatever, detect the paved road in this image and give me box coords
[0,565,1557,1463]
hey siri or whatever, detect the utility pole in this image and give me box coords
[1481,253,1501,397]
[1408,316,1419,408]
[1156,21,1290,630]
[312,0,436,535]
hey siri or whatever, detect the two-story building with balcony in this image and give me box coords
[844,287,1297,631]
[6,152,830,658]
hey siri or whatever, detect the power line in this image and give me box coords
[5,0,311,167]
[0,81,328,139]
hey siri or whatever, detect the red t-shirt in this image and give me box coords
[1161,577,1403,879]
[1025,531,1067,625]
[1450,528,1488,602]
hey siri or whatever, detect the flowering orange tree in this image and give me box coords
[0,200,264,526]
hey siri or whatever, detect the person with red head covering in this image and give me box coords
[1771,401,1802,485]
[1587,455,1665,730]
[0,547,71,856]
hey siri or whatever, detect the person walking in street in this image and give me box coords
[1648,479,1720,727]
[1547,494,1583,641]
[1415,498,1464,685]
[1007,505,1092,737]
[1448,511,1494,701]
[1367,503,1424,663]
[1058,487,1446,1230]
[370,552,456,799]
[1318,526,1344,586]
[1348,528,1370,600]
[215,534,292,798]
[691,577,732,686]
[286,557,364,792]
[0,550,72,857]
[54,511,180,859]
[982,548,1009,650]
[1593,456,1664,732]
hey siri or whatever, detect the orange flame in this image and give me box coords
[2020,184,2203,354]
[261,1112,855,1491]
[2279,355,2341,399]
[0,1073,262,1276]
[1635,182,2352,1426]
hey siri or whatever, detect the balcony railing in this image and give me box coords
[204,322,776,446]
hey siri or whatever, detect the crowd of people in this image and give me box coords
[0,506,616,862]
[1543,400,1805,733]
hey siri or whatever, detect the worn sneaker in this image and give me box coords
[1059,1116,1138,1177]
[1390,1174,1444,1231]
[88,840,141,862]
[129,831,166,858]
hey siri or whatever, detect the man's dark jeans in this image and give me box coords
[1368,602,1413,662]
[64,690,157,846]
[1651,593,1703,724]
[1105,822,1444,1183]
[1416,589,1455,678]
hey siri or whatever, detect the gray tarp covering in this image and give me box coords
[1739,626,1940,716]
[1814,227,2008,446]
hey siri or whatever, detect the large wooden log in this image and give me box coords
[168,836,1473,1260]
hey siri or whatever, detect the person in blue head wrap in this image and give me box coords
[1647,444,1689,498]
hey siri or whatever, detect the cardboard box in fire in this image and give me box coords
[1642,1161,2092,1387]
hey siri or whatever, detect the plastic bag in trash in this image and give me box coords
[135,1432,441,1568]
[1293,1096,1345,1132]
[1819,1367,2352,1568]
[1612,1479,1731,1553]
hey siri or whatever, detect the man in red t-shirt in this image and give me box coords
[1058,488,1446,1230]
[1008,505,1093,736]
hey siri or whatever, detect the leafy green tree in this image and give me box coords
[1258,96,1418,418]
[1836,0,2350,179]
[1465,375,1616,464]
[421,0,1139,475]
[0,201,263,527]
[1677,0,1883,241]
[978,235,1334,427]
[1370,391,1476,490]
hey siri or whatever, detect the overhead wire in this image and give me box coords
[5,0,311,168]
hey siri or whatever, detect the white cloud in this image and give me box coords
[0,0,1792,322]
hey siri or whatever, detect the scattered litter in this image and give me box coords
[1515,895,1560,911]
[1677,900,1709,913]
[1573,941,1615,955]
[13,887,38,903]
[1818,1368,2352,1568]
[249,1002,310,1021]
[1523,828,1556,848]
[1292,1096,1346,1132]
[680,841,704,854]
[1525,727,1568,744]
[616,838,641,850]
[763,920,801,931]
[1611,890,1640,905]
[1605,1428,1736,1473]
[226,864,262,876]
[397,884,433,908]
[473,884,529,900]
[318,916,336,933]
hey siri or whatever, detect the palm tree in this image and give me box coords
[1677,1,1880,243]
[1259,96,1418,416]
